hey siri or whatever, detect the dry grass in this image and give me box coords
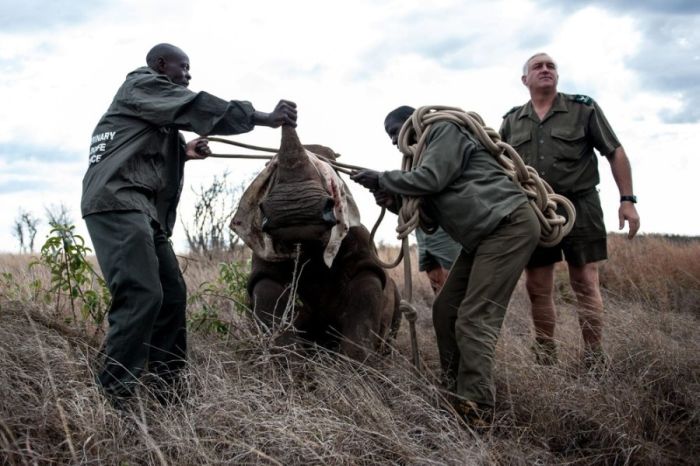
[0,235,698,465]
[600,234,700,314]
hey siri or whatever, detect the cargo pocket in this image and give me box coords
[509,130,531,150]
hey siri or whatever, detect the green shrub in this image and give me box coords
[30,222,110,328]
[188,260,251,335]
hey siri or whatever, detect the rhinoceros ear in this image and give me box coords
[304,144,338,161]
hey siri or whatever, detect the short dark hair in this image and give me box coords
[146,43,184,69]
[384,105,415,125]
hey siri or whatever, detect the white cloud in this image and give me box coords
[1,0,698,255]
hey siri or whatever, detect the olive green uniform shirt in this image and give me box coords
[379,121,527,253]
[499,93,620,195]
[81,66,256,236]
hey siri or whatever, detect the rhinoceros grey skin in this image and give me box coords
[259,128,338,244]
[245,126,402,360]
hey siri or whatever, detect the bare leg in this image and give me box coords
[525,265,558,363]
[525,265,557,342]
[426,266,451,295]
[568,262,604,351]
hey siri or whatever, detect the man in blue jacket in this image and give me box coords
[82,43,297,405]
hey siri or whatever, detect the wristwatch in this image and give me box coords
[620,195,637,203]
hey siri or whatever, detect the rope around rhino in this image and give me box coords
[206,136,363,175]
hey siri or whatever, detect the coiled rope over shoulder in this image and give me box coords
[394,106,576,247]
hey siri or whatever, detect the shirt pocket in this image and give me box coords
[509,130,532,150]
[508,130,532,163]
[550,127,586,160]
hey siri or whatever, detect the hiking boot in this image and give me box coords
[95,375,136,412]
[532,339,558,366]
[453,399,493,431]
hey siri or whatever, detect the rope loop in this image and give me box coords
[399,299,418,322]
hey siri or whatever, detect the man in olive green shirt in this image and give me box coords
[500,53,640,367]
[82,43,297,406]
[352,106,540,425]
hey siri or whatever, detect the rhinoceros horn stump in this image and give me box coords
[245,127,401,361]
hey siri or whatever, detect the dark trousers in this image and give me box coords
[85,211,187,397]
[432,202,540,408]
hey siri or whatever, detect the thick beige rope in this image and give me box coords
[206,137,364,175]
[395,106,576,247]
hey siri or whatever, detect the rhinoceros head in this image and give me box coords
[258,126,338,246]
[231,125,361,266]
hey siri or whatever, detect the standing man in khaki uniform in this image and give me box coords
[500,53,640,367]
[352,106,540,425]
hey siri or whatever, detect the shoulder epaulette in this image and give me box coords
[566,94,594,106]
[502,105,522,118]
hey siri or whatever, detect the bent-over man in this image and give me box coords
[352,105,540,426]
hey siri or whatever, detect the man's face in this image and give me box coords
[522,54,558,91]
[161,51,191,87]
[384,117,405,147]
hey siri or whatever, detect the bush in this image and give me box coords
[188,260,251,335]
[30,222,110,331]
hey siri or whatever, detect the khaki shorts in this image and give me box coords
[527,189,607,268]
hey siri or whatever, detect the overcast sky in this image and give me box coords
[1,0,699,254]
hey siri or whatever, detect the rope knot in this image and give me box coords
[399,299,418,322]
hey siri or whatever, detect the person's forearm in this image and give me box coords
[252,111,271,126]
[607,146,635,196]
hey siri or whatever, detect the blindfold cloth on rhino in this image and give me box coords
[231,149,361,268]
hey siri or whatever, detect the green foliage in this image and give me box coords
[188,260,251,336]
[215,260,250,307]
[30,222,110,327]
[0,272,46,304]
[188,303,231,336]
[1,272,20,300]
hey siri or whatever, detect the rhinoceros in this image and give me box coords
[231,126,401,360]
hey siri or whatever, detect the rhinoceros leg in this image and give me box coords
[379,277,402,354]
[249,277,305,347]
[334,270,385,361]
[250,277,291,327]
